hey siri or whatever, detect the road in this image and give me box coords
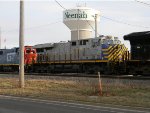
[0,96,149,113]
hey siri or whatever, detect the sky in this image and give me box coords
[0,0,150,50]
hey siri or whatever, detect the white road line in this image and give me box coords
[0,95,149,113]
[0,95,116,113]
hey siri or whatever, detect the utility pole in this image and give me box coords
[95,14,98,38]
[19,0,24,88]
[0,27,1,49]
[77,9,79,41]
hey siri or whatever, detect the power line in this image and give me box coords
[54,0,66,10]
[54,0,150,30]
[3,1,149,34]
[25,21,61,30]
[135,0,150,7]
[54,0,100,35]
[101,16,150,29]
[2,20,61,33]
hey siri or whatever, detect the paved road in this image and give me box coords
[0,96,149,113]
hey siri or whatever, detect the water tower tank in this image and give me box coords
[63,7,100,41]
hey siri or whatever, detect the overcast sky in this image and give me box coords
[0,0,150,49]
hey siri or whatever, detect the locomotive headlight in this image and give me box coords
[137,46,140,49]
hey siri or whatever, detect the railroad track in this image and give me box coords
[0,72,150,80]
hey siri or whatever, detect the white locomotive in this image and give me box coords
[33,35,128,73]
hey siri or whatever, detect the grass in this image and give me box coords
[0,77,150,108]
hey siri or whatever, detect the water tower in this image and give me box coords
[63,7,100,41]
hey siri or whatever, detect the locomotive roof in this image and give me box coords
[124,31,150,40]
[33,43,54,49]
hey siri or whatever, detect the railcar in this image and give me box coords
[0,46,37,72]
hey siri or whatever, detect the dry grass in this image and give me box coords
[0,77,150,108]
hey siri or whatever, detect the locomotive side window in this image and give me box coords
[80,40,82,45]
[83,40,88,45]
[36,48,44,53]
[0,51,3,55]
[72,42,76,46]
[79,40,88,45]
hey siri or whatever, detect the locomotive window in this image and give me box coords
[26,49,30,53]
[0,51,3,55]
[15,48,19,53]
[36,48,44,53]
[31,50,35,53]
[83,40,88,45]
[72,42,76,46]
[80,40,82,45]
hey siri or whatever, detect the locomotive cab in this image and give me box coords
[124,31,150,75]
[24,46,37,65]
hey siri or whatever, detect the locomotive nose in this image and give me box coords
[24,47,37,65]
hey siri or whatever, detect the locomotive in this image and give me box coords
[32,35,128,74]
[124,31,150,75]
[0,46,37,72]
